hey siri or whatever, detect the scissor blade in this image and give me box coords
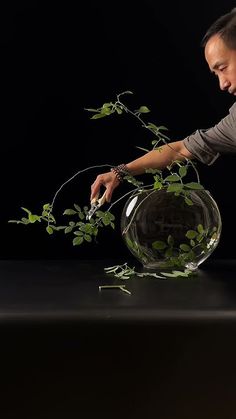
[86,191,107,221]
[86,204,98,220]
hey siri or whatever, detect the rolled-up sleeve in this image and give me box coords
[183,102,236,165]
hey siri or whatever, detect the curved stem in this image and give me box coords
[48,164,113,225]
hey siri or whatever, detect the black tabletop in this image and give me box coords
[1,258,236,419]
[0,258,236,324]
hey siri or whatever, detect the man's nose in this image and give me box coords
[219,76,230,91]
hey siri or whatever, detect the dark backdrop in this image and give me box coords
[1,1,236,260]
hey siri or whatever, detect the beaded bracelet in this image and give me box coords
[110,164,130,183]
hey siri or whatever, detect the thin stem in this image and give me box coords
[99,285,132,295]
[47,164,113,225]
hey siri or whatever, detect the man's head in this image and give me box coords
[202,8,236,95]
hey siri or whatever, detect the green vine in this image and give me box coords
[8,91,214,278]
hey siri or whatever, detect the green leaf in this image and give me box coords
[92,226,98,236]
[136,106,150,113]
[182,250,195,261]
[52,225,67,231]
[157,125,168,131]
[48,214,56,223]
[147,122,159,131]
[84,107,100,113]
[91,113,108,119]
[21,217,30,224]
[197,224,204,233]
[196,234,204,242]
[160,272,179,278]
[101,107,113,115]
[21,207,32,215]
[179,243,191,252]
[46,226,53,235]
[8,220,23,224]
[104,265,120,271]
[102,217,110,226]
[29,214,41,223]
[184,197,193,206]
[65,226,73,234]
[167,183,184,193]
[184,182,204,190]
[43,203,51,210]
[102,102,112,107]
[74,230,84,236]
[83,223,94,234]
[186,230,198,239]
[63,209,77,215]
[172,270,190,277]
[74,204,81,212]
[152,240,167,250]
[164,174,180,182]
[154,181,162,190]
[84,234,92,242]
[160,270,185,278]
[104,211,115,221]
[179,166,187,178]
[115,106,123,114]
[73,236,84,246]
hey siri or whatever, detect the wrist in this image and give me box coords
[110,164,130,183]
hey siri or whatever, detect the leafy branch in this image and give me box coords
[85,90,202,184]
[8,91,211,279]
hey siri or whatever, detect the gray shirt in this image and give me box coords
[183,102,236,165]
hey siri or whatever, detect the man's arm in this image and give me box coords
[90,140,193,202]
[125,140,193,175]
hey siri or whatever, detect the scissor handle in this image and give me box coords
[91,191,106,205]
[97,191,107,207]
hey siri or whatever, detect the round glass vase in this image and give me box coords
[120,188,222,271]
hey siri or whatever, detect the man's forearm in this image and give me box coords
[126,140,193,176]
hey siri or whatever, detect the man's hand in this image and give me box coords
[90,171,120,203]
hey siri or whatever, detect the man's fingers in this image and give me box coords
[90,183,100,202]
[90,171,119,203]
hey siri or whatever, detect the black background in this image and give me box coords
[1,1,236,260]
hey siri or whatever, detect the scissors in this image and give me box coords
[86,191,107,221]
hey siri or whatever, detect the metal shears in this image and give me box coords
[86,191,107,221]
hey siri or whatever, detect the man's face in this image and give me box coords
[205,33,236,95]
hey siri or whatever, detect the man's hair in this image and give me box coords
[201,8,236,49]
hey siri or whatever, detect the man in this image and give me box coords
[90,8,236,203]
